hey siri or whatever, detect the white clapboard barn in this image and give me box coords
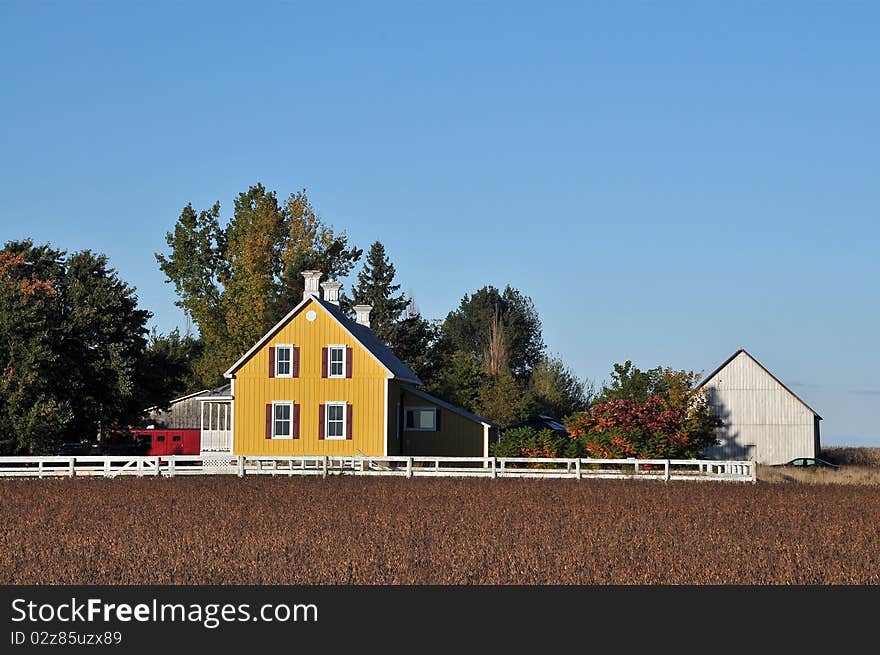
[697,349,822,465]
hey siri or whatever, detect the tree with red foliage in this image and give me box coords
[566,362,720,459]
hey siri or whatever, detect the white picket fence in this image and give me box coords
[0,455,756,483]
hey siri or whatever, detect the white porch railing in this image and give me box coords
[0,455,757,483]
[200,400,232,452]
[200,430,232,452]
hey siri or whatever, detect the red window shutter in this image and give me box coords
[434,408,440,432]
[346,404,353,440]
[345,346,353,378]
[321,347,328,378]
[292,346,300,378]
[265,404,272,439]
[293,403,300,439]
[268,347,275,378]
[318,404,325,439]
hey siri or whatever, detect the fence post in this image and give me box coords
[491,457,497,479]
[69,457,75,478]
[237,456,244,478]
[322,455,328,478]
[168,456,175,478]
[38,460,44,479]
[575,458,581,480]
[750,461,757,484]
[104,458,110,478]
[406,457,413,479]
[664,460,670,482]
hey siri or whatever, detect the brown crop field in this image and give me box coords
[2,477,879,585]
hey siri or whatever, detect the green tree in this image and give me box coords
[136,328,203,411]
[156,184,361,386]
[529,355,593,419]
[567,361,720,459]
[476,369,536,428]
[596,360,699,408]
[385,313,441,384]
[348,241,409,342]
[427,350,483,413]
[427,285,545,424]
[441,285,544,379]
[62,249,152,439]
[0,241,152,453]
[0,243,72,453]
[273,189,362,322]
[491,426,583,458]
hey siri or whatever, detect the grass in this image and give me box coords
[756,447,880,485]
[758,465,880,485]
[821,447,880,467]
[2,476,879,585]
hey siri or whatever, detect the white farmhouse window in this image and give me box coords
[325,402,346,439]
[328,345,345,378]
[405,407,437,431]
[275,345,292,377]
[273,401,294,439]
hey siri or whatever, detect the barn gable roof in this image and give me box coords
[696,348,822,420]
[222,295,422,385]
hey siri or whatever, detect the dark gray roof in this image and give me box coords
[402,385,498,427]
[201,384,232,398]
[317,297,422,385]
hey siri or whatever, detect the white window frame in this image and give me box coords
[404,406,437,432]
[325,401,347,440]
[272,401,294,439]
[327,344,346,378]
[275,344,293,378]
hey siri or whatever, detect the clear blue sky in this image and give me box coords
[1,2,877,445]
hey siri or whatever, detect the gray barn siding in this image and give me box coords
[700,351,819,465]
[145,386,231,430]
[147,396,203,429]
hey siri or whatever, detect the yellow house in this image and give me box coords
[216,271,498,458]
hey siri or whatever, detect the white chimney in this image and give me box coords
[353,304,372,327]
[320,280,342,305]
[302,270,322,300]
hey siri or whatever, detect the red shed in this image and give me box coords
[130,429,201,456]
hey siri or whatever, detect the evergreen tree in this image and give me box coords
[0,243,72,453]
[136,328,203,411]
[0,240,152,453]
[348,241,409,342]
[386,313,440,384]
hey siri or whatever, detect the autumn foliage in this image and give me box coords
[0,251,56,297]
[567,394,719,459]
[565,363,720,459]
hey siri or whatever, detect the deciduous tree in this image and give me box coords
[157,184,361,386]
[567,362,720,459]
[441,285,544,380]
